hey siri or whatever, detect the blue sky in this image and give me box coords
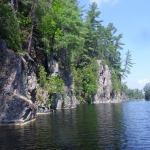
[78,0,150,90]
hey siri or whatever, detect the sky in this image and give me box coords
[78,0,150,90]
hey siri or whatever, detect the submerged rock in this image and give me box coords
[0,40,37,124]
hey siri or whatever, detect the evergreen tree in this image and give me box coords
[0,0,134,103]
[122,83,144,100]
[143,83,150,100]
[122,50,134,79]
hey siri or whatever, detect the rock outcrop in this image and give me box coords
[0,40,126,124]
[36,53,79,113]
[94,60,126,103]
[54,69,79,109]
[111,92,127,102]
[48,57,79,109]
[37,89,50,113]
[0,40,37,124]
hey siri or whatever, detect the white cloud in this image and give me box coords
[89,0,119,7]
[137,79,150,85]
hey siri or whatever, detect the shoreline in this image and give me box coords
[0,101,128,126]
[0,118,36,126]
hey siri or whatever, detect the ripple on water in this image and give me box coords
[0,101,150,149]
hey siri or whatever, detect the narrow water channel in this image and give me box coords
[0,100,150,150]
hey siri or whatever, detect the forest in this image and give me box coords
[0,0,134,103]
[122,83,144,100]
[143,82,150,100]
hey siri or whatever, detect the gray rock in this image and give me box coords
[38,104,50,113]
[0,40,37,124]
[0,40,7,50]
[46,54,78,109]
[47,56,59,76]
[54,70,77,109]
[94,60,111,103]
[94,60,126,103]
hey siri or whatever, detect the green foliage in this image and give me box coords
[111,70,122,92]
[18,12,31,43]
[0,0,133,103]
[82,63,98,96]
[143,82,150,100]
[38,64,47,87]
[122,83,144,100]
[122,50,134,79]
[0,4,21,50]
[102,60,109,66]
[38,64,63,93]
[74,60,98,102]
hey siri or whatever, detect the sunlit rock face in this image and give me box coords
[94,60,126,103]
[53,69,79,109]
[36,52,79,112]
[48,52,79,110]
[94,60,112,103]
[0,40,37,124]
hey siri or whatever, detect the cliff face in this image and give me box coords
[0,40,37,124]
[37,55,79,113]
[0,40,126,124]
[94,60,126,103]
[47,57,79,110]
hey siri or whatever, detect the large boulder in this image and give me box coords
[0,40,37,124]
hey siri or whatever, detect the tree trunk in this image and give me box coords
[44,53,49,76]
[28,0,37,54]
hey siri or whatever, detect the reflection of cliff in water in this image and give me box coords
[1,101,150,149]
[95,103,127,149]
[75,104,100,149]
[46,109,79,149]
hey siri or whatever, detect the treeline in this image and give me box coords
[0,0,132,102]
[143,83,150,100]
[123,83,144,100]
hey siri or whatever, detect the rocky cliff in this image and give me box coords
[94,60,126,103]
[0,40,79,124]
[0,41,126,124]
[37,57,79,113]
[46,56,79,110]
[0,40,37,124]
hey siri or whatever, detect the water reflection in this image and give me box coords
[122,100,150,149]
[94,104,127,149]
[0,101,150,150]
[75,104,99,149]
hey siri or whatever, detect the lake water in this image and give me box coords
[0,100,150,150]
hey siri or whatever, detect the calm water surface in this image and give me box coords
[0,100,150,150]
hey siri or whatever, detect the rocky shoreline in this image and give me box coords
[0,40,126,125]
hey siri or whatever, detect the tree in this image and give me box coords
[83,2,102,62]
[143,83,150,100]
[121,50,134,79]
[0,1,21,50]
[122,83,144,100]
[0,0,133,103]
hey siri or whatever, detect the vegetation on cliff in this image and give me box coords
[0,0,133,102]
